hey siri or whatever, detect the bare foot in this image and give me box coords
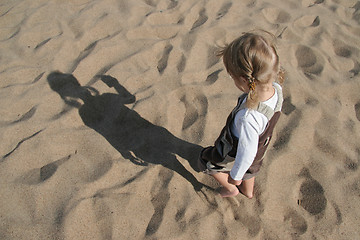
[236,185,253,199]
[219,186,239,197]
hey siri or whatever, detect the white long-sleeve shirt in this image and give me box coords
[229,83,280,180]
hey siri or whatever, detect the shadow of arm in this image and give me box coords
[100,75,136,104]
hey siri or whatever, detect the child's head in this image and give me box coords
[219,30,283,108]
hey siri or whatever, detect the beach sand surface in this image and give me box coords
[1,0,360,239]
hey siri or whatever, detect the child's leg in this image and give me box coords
[238,177,255,199]
[211,172,239,197]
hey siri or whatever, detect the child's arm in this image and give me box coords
[100,75,136,104]
[229,112,262,182]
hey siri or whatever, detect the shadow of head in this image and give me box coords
[47,72,98,109]
[47,72,135,105]
[48,72,83,96]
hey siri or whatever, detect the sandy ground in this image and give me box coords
[1,0,360,239]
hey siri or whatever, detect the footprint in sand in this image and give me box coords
[190,8,208,31]
[216,2,232,20]
[305,96,319,106]
[345,156,358,171]
[302,0,324,7]
[175,206,187,231]
[144,0,157,7]
[177,53,186,73]
[313,130,343,158]
[166,87,208,143]
[262,7,291,24]
[355,102,360,121]
[350,61,360,76]
[294,15,320,27]
[181,92,208,134]
[205,69,223,85]
[181,33,197,52]
[333,39,352,58]
[284,210,308,235]
[273,110,301,151]
[157,43,173,74]
[230,203,261,238]
[167,0,178,10]
[295,45,324,79]
[282,96,296,116]
[328,38,355,72]
[207,45,220,69]
[146,168,173,236]
[332,201,343,225]
[298,168,327,216]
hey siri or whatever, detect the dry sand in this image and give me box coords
[1,0,360,239]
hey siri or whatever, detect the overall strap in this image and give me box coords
[273,83,283,112]
[255,83,283,120]
[233,93,247,114]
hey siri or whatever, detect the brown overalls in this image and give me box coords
[198,84,283,180]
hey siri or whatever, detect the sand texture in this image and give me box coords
[1,0,360,239]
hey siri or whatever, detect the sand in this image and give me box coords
[1,0,360,239]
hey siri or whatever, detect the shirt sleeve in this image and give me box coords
[229,110,264,181]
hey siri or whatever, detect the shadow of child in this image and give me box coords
[47,72,205,191]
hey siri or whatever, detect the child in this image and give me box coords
[198,31,284,198]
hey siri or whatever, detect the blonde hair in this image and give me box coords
[219,30,284,109]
